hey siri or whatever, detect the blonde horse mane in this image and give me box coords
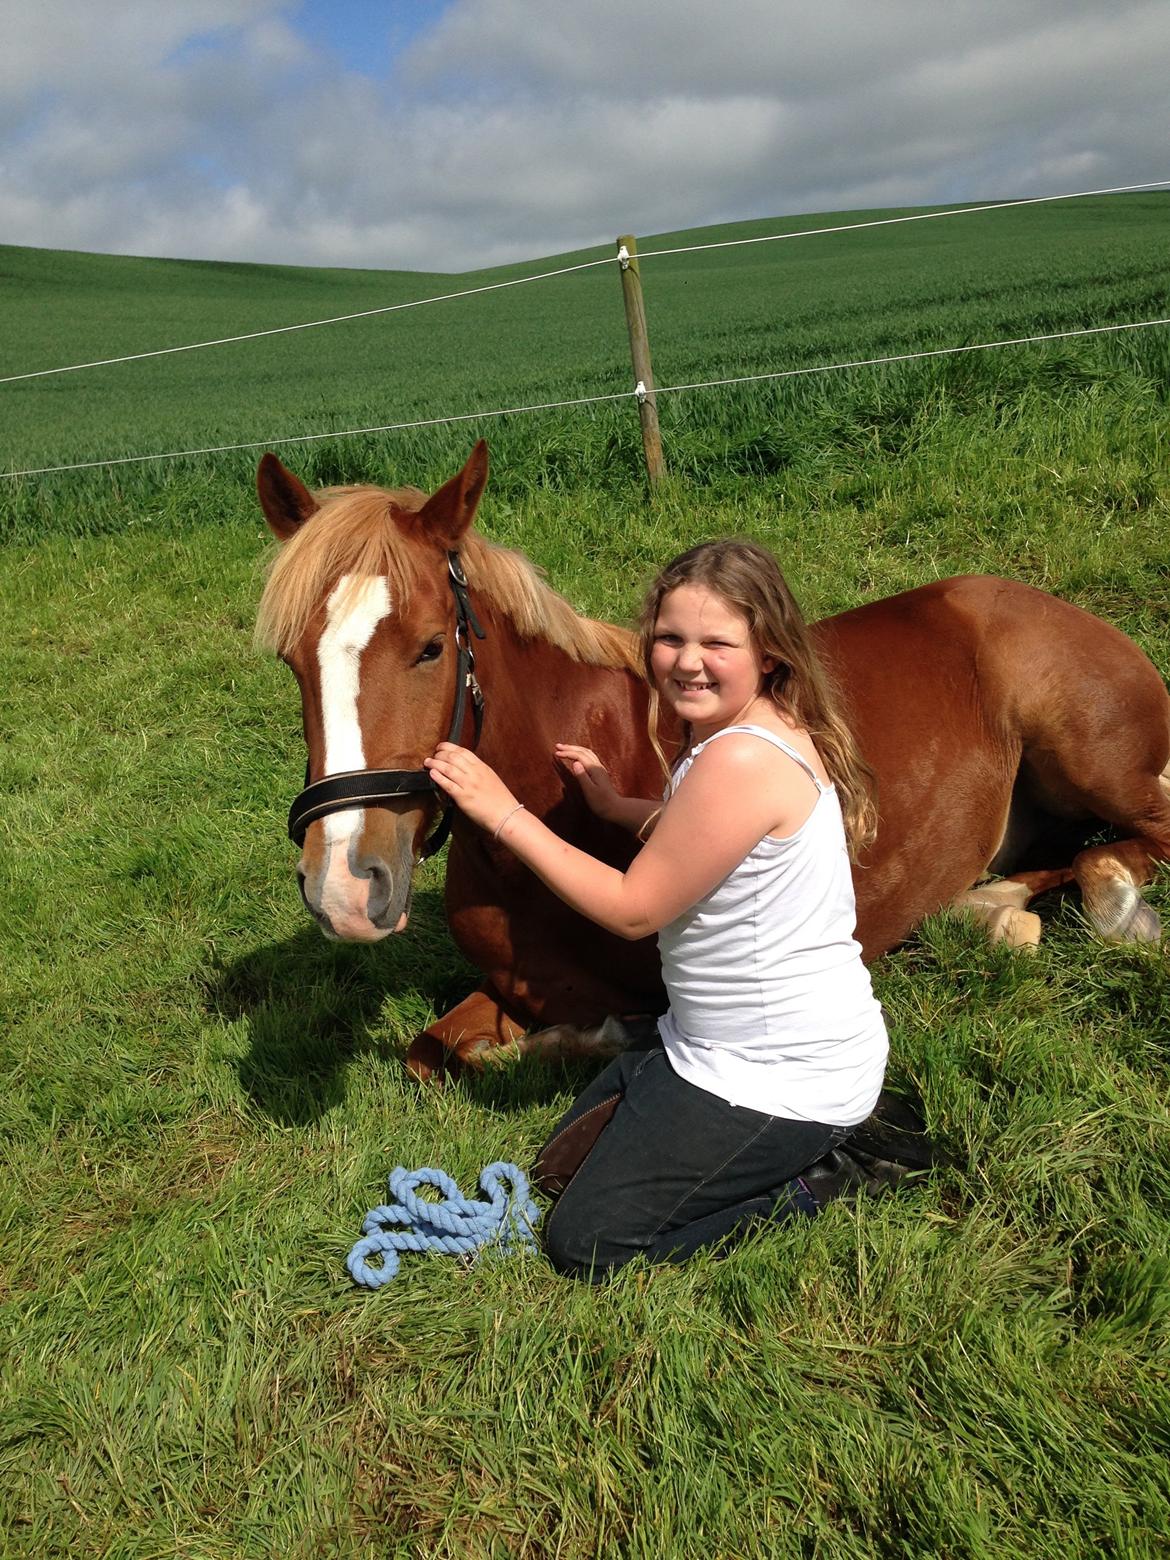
[255,483,640,673]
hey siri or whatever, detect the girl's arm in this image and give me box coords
[425,737,811,940]
[554,742,659,836]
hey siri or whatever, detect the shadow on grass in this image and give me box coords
[201,887,480,1126]
[200,887,594,1124]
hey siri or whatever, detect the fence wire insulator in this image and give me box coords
[617,244,632,270]
[634,379,648,403]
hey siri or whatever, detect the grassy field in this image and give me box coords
[2,194,1170,1557]
[3,190,1169,536]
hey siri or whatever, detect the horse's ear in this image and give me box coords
[416,441,489,549]
[257,453,319,542]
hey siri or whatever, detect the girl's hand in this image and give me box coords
[555,743,620,821]
[424,743,520,835]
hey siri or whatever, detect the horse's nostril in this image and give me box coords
[359,855,394,920]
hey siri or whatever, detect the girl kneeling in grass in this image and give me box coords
[425,539,887,1279]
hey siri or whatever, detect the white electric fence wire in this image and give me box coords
[636,178,1170,261]
[4,316,1166,481]
[652,316,1170,397]
[0,390,636,478]
[0,255,615,385]
[3,178,1166,388]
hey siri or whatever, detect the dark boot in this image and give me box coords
[797,1090,938,1210]
[847,1089,937,1171]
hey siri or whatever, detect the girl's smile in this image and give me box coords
[651,584,775,739]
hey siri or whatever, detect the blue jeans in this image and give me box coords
[538,1037,848,1281]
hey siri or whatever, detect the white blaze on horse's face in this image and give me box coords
[303,573,403,940]
[318,575,391,830]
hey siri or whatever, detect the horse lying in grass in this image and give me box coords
[255,442,1170,1081]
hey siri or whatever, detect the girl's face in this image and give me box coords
[650,584,775,739]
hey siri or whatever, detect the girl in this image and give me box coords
[424,539,888,1279]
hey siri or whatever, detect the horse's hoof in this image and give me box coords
[595,1015,640,1056]
[1089,881,1162,944]
[1117,899,1162,945]
[954,882,1032,915]
[531,1016,640,1061]
[989,906,1042,949]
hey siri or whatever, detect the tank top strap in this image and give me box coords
[699,723,827,792]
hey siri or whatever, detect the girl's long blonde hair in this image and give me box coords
[640,539,878,859]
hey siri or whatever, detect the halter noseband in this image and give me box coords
[287,552,486,858]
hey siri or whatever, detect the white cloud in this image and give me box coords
[0,1,281,103]
[1,0,1167,271]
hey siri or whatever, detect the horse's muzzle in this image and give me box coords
[298,833,415,941]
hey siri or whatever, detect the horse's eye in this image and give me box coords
[416,638,444,665]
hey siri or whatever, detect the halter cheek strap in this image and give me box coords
[286,552,486,858]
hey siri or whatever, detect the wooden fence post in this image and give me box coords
[616,234,667,487]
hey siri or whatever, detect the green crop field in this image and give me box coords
[2,194,1170,1557]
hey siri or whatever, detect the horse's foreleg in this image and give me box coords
[405,997,653,1083]
[502,1013,655,1065]
[1071,837,1164,943]
[405,985,527,1082]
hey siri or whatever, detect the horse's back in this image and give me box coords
[812,575,1170,955]
[817,573,1167,730]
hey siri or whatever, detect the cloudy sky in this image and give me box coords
[3,0,1167,274]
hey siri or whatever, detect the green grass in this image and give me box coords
[2,190,1168,537]
[2,195,1170,1556]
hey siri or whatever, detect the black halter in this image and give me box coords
[287,552,486,857]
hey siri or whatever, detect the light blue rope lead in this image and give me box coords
[346,1162,542,1288]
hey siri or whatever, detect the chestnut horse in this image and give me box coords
[255,442,1170,1080]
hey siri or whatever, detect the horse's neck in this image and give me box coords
[472,607,652,798]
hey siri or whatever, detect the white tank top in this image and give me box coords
[657,725,887,1126]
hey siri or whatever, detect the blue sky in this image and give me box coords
[292,0,453,77]
[3,1,1167,273]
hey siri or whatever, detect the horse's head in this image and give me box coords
[255,442,489,941]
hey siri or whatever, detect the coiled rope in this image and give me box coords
[346,1162,542,1288]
